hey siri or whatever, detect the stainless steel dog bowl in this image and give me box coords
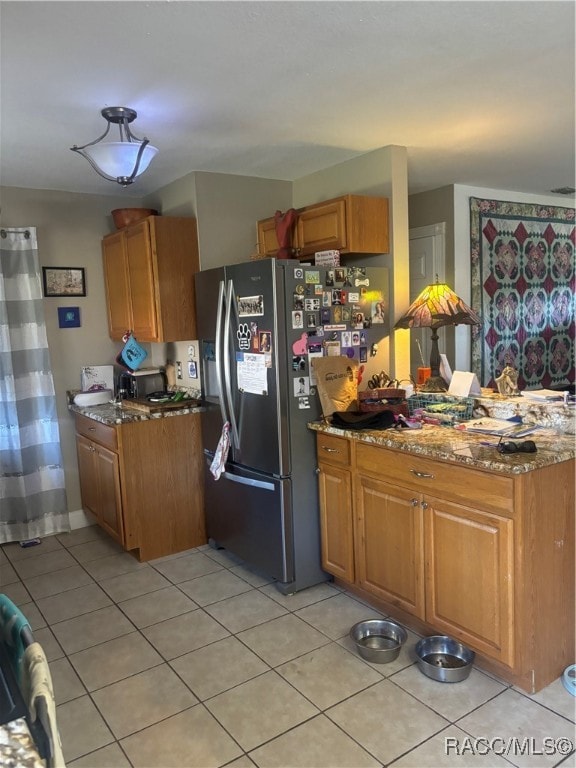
[350,619,407,663]
[415,635,475,682]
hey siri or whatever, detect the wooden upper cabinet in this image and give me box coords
[102,216,200,342]
[295,197,348,256]
[257,217,282,258]
[125,221,159,340]
[256,195,389,260]
[102,231,131,339]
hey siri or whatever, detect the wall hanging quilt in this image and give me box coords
[470,197,575,389]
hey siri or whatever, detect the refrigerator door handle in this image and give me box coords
[221,471,275,491]
[215,279,229,426]
[223,279,240,449]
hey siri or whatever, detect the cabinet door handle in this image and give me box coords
[88,427,96,431]
[421,501,429,509]
[322,446,338,453]
[410,469,434,479]
[411,498,419,506]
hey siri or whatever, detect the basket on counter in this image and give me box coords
[358,388,408,417]
[407,393,474,423]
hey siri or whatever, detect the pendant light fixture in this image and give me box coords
[70,107,158,186]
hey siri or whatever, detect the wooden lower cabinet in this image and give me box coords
[356,475,425,618]
[315,432,574,692]
[424,497,514,667]
[76,434,123,545]
[316,433,354,582]
[75,412,206,561]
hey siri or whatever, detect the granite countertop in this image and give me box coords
[473,393,574,434]
[308,420,575,475]
[0,719,43,768]
[68,399,205,425]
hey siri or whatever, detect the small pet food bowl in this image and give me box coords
[415,635,475,683]
[350,619,407,664]
[562,665,576,696]
[111,208,158,230]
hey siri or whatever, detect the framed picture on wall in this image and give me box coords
[57,306,81,328]
[42,267,86,297]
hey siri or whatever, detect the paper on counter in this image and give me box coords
[461,417,537,436]
[520,389,565,401]
[448,371,481,397]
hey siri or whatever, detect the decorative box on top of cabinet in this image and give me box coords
[256,194,389,259]
[102,215,199,342]
[74,412,206,561]
[315,432,575,693]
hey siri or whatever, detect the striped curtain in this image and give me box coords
[0,227,70,542]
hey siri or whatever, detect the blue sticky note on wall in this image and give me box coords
[58,306,80,328]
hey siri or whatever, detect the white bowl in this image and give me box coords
[74,390,112,406]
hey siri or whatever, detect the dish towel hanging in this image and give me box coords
[210,422,230,480]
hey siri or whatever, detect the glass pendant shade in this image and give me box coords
[71,106,158,186]
[81,142,158,179]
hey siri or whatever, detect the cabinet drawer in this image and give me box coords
[316,433,351,467]
[356,443,514,515]
[75,413,118,452]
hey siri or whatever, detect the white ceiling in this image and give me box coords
[1,1,574,200]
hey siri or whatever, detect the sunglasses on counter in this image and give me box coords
[496,437,537,454]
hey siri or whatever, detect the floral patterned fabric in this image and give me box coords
[470,198,575,389]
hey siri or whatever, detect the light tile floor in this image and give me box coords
[1,525,575,768]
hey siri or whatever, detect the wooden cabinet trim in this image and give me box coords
[316,433,351,466]
[75,413,118,452]
[356,442,514,515]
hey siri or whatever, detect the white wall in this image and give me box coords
[452,185,575,369]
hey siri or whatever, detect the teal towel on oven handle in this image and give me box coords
[0,593,32,682]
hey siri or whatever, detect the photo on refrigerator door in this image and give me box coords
[238,295,264,316]
[259,331,272,352]
[294,376,310,396]
[292,311,304,329]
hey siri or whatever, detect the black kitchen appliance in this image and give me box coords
[116,367,167,399]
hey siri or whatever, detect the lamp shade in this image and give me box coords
[71,107,158,186]
[82,142,158,179]
[394,282,481,330]
[395,280,481,393]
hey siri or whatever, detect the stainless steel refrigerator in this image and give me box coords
[195,258,389,593]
